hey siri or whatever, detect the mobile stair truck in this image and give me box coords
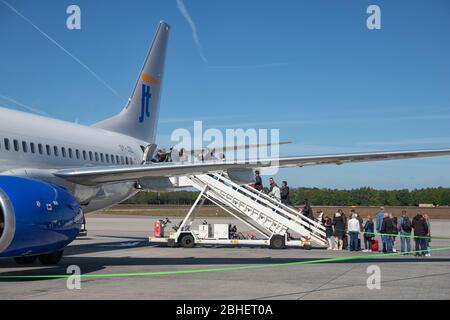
[149,173,327,249]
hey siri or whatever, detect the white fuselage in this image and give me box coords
[0,107,148,213]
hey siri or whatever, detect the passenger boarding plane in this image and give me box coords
[1,21,449,264]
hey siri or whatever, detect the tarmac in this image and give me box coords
[1,214,450,300]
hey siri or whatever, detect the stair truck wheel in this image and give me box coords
[180,234,195,248]
[38,250,63,265]
[270,235,286,249]
[14,256,37,264]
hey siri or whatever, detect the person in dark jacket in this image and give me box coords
[332,210,345,250]
[380,213,395,253]
[363,216,375,252]
[302,200,314,221]
[412,211,429,257]
[280,181,290,205]
[341,211,348,250]
[254,170,263,191]
[324,216,334,250]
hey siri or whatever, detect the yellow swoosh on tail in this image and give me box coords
[141,72,160,85]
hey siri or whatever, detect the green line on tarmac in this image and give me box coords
[1,246,450,280]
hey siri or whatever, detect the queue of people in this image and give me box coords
[250,172,433,257]
[316,207,432,256]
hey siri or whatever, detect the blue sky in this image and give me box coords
[1,0,449,189]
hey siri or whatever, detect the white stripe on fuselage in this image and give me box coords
[0,107,146,212]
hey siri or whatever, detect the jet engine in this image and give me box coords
[0,176,83,264]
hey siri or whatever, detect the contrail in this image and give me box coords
[175,0,291,70]
[176,0,209,64]
[0,94,51,117]
[1,0,126,102]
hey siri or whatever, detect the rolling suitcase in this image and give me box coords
[371,239,379,252]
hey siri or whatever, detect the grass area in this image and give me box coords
[97,204,450,219]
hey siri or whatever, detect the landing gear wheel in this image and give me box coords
[180,234,195,248]
[270,235,286,249]
[14,256,37,264]
[38,250,63,265]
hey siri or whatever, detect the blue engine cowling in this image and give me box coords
[0,176,83,258]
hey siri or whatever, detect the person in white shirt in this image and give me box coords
[316,210,324,225]
[268,179,281,201]
[347,214,361,251]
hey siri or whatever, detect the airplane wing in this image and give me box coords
[53,148,450,186]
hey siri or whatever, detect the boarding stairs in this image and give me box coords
[176,173,327,247]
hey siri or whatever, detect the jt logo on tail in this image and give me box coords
[139,84,151,123]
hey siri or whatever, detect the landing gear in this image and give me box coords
[37,250,63,265]
[14,256,37,264]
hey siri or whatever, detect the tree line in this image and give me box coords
[124,187,450,206]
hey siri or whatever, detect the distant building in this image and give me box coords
[419,203,435,208]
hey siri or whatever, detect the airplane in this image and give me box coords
[1,21,450,265]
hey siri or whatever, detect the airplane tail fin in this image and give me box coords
[93,21,170,143]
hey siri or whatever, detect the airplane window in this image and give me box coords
[110,155,115,164]
[125,157,129,165]
[68,148,73,158]
[30,142,35,154]
[121,156,124,165]
[105,154,109,163]
[22,141,28,153]
[13,140,19,152]
[54,146,59,157]
[116,155,120,164]
[38,144,43,154]
[75,149,80,159]
[95,152,99,162]
[100,153,104,162]
[61,147,66,158]
[89,151,93,161]
[4,138,9,151]
[82,150,86,160]
[46,145,51,156]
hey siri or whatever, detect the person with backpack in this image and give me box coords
[398,210,412,254]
